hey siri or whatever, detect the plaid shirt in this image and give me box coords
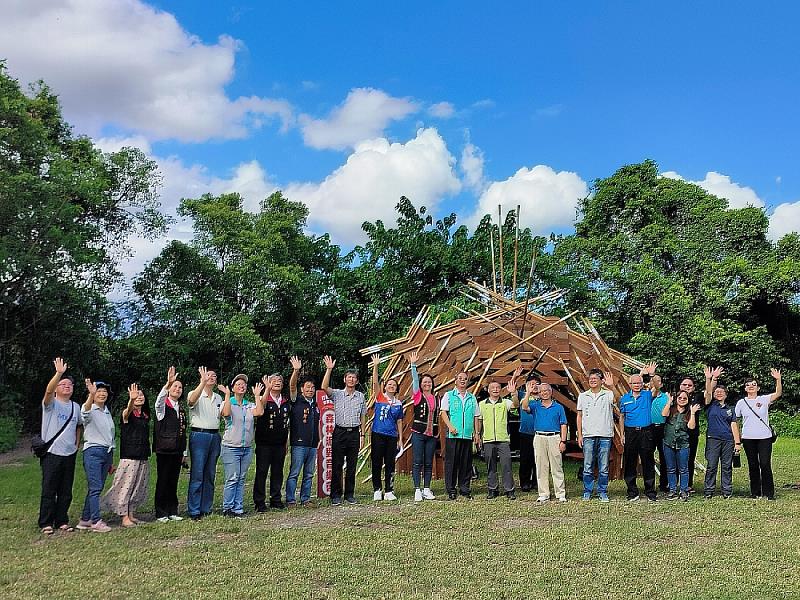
[330,388,366,428]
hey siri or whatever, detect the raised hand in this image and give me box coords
[370,353,381,368]
[166,366,178,387]
[711,366,725,380]
[665,392,673,405]
[645,362,658,375]
[690,403,701,414]
[770,368,781,381]
[217,384,230,397]
[290,356,302,371]
[408,351,418,365]
[603,371,614,388]
[198,366,212,385]
[262,374,272,388]
[323,355,336,371]
[53,357,68,374]
[703,365,713,380]
[85,378,97,396]
[128,383,139,402]
[252,382,264,398]
[525,380,537,394]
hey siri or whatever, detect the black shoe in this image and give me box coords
[190,514,202,521]
[723,494,732,500]
[520,485,532,492]
[330,497,342,506]
[704,494,713,500]
[222,510,234,518]
[507,491,516,500]
[345,495,357,505]
[270,501,286,510]
[459,491,473,499]
[448,492,457,500]
[255,504,268,513]
[646,496,658,502]
[487,489,499,499]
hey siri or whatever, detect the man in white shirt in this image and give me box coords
[576,369,616,502]
[186,366,223,520]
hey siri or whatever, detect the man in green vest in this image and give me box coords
[441,370,480,500]
[476,369,521,500]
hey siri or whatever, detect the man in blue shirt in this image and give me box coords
[619,363,658,501]
[517,374,540,492]
[649,374,670,493]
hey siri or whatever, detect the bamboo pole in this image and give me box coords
[497,205,505,295]
[512,204,520,302]
[518,247,537,342]
[472,351,497,395]
[489,226,497,294]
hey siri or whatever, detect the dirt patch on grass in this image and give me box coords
[271,505,389,530]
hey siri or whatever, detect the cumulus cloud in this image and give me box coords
[461,143,486,193]
[298,88,419,150]
[0,0,293,142]
[768,201,800,241]
[285,128,461,242]
[661,171,764,209]
[428,101,456,119]
[465,165,589,235]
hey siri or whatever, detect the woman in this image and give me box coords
[408,351,439,502]
[370,353,405,502]
[219,374,264,517]
[154,366,187,522]
[76,380,115,532]
[735,369,782,500]
[660,391,699,501]
[702,366,742,499]
[101,383,151,527]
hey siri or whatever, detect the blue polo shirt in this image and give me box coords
[529,400,567,433]
[705,402,735,441]
[372,393,404,437]
[518,389,536,434]
[651,392,668,425]
[620,389,654,428]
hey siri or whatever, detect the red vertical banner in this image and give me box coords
[316,389,335,498]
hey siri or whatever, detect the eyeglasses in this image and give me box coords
[744,382,757,387]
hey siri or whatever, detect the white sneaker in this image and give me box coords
[422,488,436,500]
[536,496,549,504]
[156,516,170,523]
[168,515,183,521]
[75,519,92,530]
[373,490,383,501]
[91,520,111,533]
[558,497,568,503]
[384,491,397,501]
[414,489,423,502]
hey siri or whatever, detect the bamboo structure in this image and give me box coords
[357,280,644,481]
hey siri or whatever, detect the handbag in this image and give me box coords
[742,399,778,444]
[31,402,75,458]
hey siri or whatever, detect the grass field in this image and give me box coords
[1,440,799,600]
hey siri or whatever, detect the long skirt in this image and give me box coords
[101,458,150,516]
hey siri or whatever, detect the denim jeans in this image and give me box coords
[187,431,221,516]
[221,445,254,513]
[412,432,436,488]
[582,436,612,495]
[286,445,317,503]
[662,443,689,493]
[81,446,113,522]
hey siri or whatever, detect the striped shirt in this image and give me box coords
[330,388,366,428]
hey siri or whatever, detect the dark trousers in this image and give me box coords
[652,424,669,491]
[371,431,398,492]
[688,429,700,488]
[331,427,360,499]
[445,437,474,495]
[253,443,287,507]
[518,433,536,489]
[743,438,775,499]
[38,452,77,528]
[154,453,182,518]
[704,437,734,496]
[623,426,656,499]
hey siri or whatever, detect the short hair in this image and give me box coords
[744,377,758,385]
[538,383,552,392]
[526,373,541,384]
[344,368,359,378]
[588,368,603,379]
[299,376,316,388]
[270,373,283,380]
[59,375,75,384]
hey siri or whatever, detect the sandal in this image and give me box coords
[58,524,75,532]
[41,526,54,535]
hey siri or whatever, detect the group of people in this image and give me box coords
[35,354,783,534]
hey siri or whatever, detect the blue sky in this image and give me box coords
[2,1,799,285]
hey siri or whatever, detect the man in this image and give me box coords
[524,382,568,503]
[703,366,741,499]
[619,363,658,501]
[38,357,84,534]
[186,366,223,520]
[649,374,670,493]
[285,357,321,507]
[322,355,366,505]
[678,376,703,491]
[476,369,521,500]
[253,373,291,511]
[517,374,540,492]
[440,369,480,500]
[576,369,615,502]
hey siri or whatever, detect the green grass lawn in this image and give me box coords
[1,440,799,600]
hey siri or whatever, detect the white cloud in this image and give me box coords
[428,101,456,119]
[286,128,461,242]
[661,171,764,209]
[95,135,152,154]
[768,201,800,241]
[466,165,589,235]
[298,88,419,150]
[461,143,486,193]
[0,0,293,142]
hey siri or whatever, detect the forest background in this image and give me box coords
[3,66,800,451]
